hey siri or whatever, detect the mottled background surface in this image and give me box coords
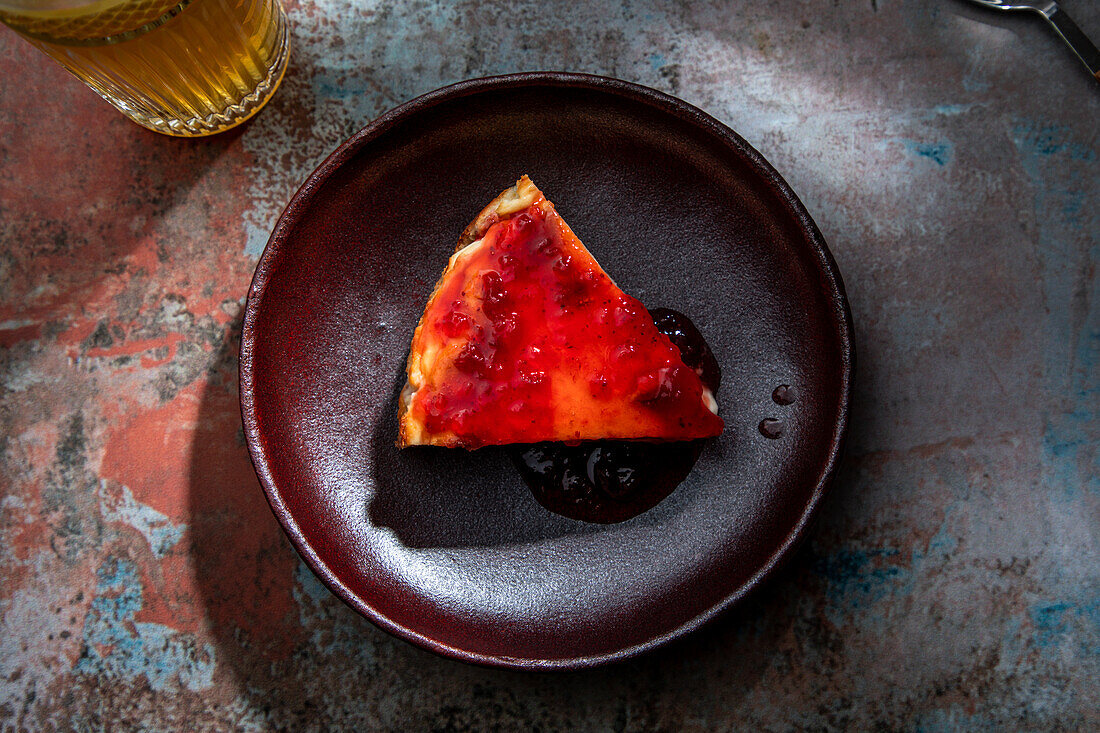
[2,0,1098,729]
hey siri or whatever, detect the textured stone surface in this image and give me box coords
[1,0,1098,729]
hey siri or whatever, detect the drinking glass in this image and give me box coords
[0,0,290,136]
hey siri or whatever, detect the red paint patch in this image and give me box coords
[139,346,178,369]
[88,333,185,361]
[99,386,201,522]
[99,380,302,656]
[0,323,42,348]
[134,554,206,634]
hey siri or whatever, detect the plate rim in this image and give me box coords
[239,71,854,670]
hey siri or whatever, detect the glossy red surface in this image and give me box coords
[407,198,724,447]
[240,73,852,669]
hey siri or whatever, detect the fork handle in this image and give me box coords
[1043,6,1100,79]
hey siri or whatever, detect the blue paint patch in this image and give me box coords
[1060,189,1086,217]
[313,70,370,101]
[1039,301,1099,501]
[1013,123,1097,161]
[901,139,953,166]
[243,220,270,259]
[648,52,666,71]
[1083,597,1100,653]
[813,546,911,624]
[310,68,392,124]
[292,561,379,671]
[926,519,958,557]
[1031,601,1074,649]
[962,74,991,93]
[1029,598,1100,657]
[931,103,971,117]
[99,481,185,559]
[76,557,216,691]
[295,558,332,605]
[1012,120,1100,504]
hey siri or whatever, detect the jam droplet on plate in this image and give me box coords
[772,384,797,405]
[758,417,784,439]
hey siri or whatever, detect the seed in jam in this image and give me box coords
[535,237,558,258]
[480,271,508,316]
[453,342,492,377]
[438,310,472,338]
[588,372,611,398]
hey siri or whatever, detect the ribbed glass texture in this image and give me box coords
[1,0,289,136]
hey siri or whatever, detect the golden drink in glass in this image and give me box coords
[0,0,290,136]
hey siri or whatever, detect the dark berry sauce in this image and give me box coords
[511,308,721,523]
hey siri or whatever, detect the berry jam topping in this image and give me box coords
[409,200,723,448]
[512,308,721,524]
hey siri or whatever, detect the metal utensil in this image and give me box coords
[967,0,1100,80]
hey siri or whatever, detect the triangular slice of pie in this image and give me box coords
[398,175,724,449]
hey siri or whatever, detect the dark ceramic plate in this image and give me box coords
[240,73,852,670]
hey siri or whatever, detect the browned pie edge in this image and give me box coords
[397,175,542,447]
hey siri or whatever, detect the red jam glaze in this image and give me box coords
[409,201,725,447]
